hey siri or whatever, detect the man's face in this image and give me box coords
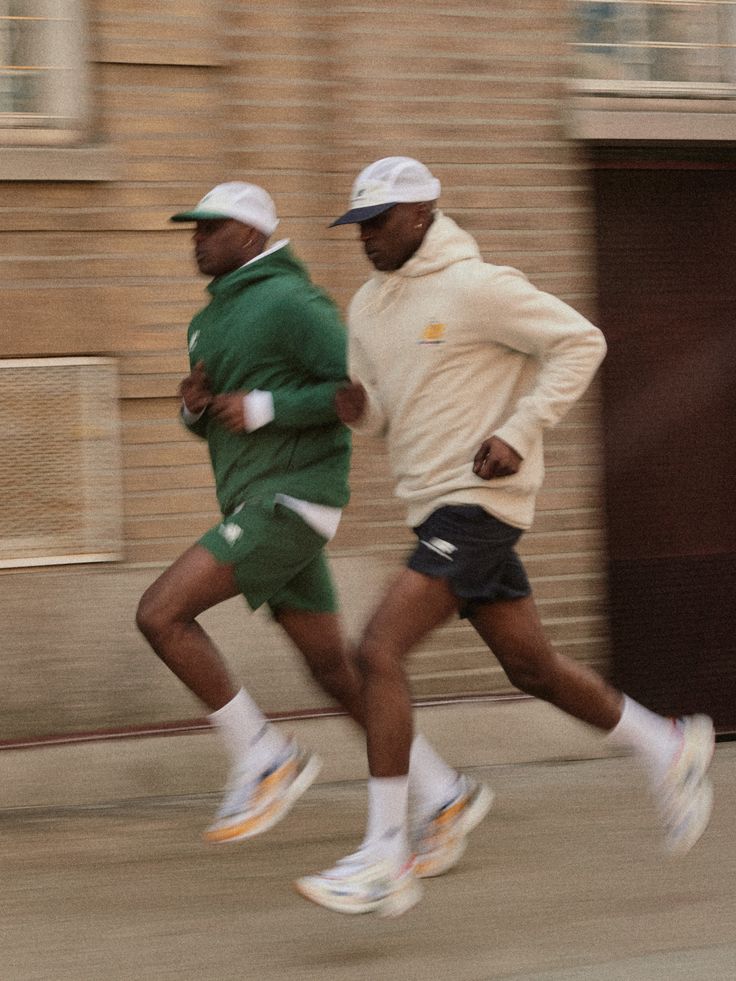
[192,218,252,277]
[358,203,428,272]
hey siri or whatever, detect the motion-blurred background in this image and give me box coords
[1,0,734,750]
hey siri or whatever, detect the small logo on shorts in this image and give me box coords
[420,537,457,561]
[219,522,242,545]
[188,330,200,353]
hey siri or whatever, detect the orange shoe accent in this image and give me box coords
[203,797,285,843]
[203,747,321,845]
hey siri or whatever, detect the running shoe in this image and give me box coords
[413,775,493,878]
[658,714,715,856]
[204,741,321,844]
[295,848,422,916]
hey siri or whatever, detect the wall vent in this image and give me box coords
[0,357,123,568]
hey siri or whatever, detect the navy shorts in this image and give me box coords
[408,505,531,618]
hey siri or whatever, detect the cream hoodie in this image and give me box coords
[347,212,607,530]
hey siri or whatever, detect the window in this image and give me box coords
[0,0,90,146]
[568,2,736,141]
[572,0,736,97]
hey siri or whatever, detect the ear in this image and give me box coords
[414,201,435,224]
[238,223,256,245]
[241,225,267,250]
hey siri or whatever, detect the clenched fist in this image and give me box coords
[209,392,250,433]
[335,381,367,424]
[473,435,522,480]
[179,360,212,415]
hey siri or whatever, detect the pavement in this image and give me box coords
[2,742,735,981]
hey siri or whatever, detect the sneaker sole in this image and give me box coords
[665,777,714,856]
[294,874,423,917]
[204,753,322,845]
[661,715,715,856]
[414,835,467,879]
[380,876,424,918]
[457,782,494,838]
[415,782,494,879]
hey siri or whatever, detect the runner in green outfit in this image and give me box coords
[137,181,478,858]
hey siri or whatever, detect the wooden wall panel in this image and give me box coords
[93,0,220,66]
[0,0,612,730]
[145,0,605,700]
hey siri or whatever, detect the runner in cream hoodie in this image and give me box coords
[346,207,606,532]
[295,157,715,918]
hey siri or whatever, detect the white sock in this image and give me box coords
[607,695,682,784]
[362,776,410,867]
[208,688,287,776]
[409,734,460,817]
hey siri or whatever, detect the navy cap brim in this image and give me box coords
[329,202,397,227]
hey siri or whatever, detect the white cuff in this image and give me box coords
[244,389,275,432]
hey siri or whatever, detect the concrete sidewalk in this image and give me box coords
[3,743,734,981]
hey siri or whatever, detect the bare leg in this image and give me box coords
[136,545,241,711]
[470,594,623,731]
[293,571,468,913]
[278,606,467,821]
[358,569,460,776]
[275,608,366,726]
[470,594,716,856]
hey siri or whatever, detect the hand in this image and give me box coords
[473,436,523,480]
[179,360,212,414]
[209,392,249,433]
[335,381,367,424]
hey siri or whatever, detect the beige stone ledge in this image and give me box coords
[0,699,617,811]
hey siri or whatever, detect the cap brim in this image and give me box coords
[170,209,231,223]
[329,202,397,227]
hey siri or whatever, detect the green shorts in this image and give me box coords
[198,501,337,615]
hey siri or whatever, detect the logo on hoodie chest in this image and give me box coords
[418,320,446,345]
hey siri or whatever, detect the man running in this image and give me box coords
[295,157,715,916]
[137,181,485,861]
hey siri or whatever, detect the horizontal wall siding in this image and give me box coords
[0,0,611,736]
[219,0,607,700]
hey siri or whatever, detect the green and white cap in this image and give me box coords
[171,181,279,235]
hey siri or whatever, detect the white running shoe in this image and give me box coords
[295,848,423,917]
[657,714,715,856]
[413,775,494,878]
[204,741,321,845]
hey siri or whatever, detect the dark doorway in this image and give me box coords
[593,155,736,732]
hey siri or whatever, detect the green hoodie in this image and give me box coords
[185,243,351,516]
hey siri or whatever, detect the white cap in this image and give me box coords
[171,181,279,236]
[330,156,441,226]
